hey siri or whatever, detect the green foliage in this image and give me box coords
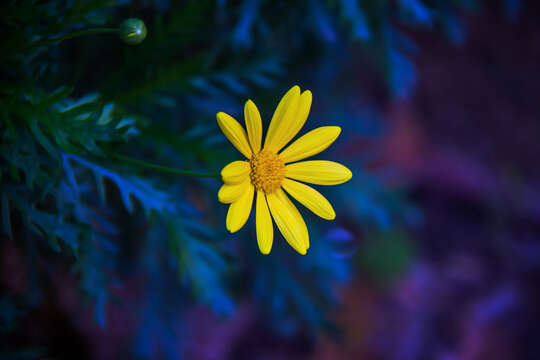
[167,215,233,314]
[0,0,481,353]
[63,153,175,215]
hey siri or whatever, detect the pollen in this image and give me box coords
[249,149,286,193]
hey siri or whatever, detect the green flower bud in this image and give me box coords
[119,18,147,45]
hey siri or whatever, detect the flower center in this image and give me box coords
[249,149,285,193]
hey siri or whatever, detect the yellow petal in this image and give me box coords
[267,89,312,152]
[282,178,336,220]
[287,90,313,143]
[216,112,252,158]
[221,161,250,184]
[264,86,301,152]
[226,183,254,233]
[286,160,352,185]
[256,190,273,254]
[266,188,308,254]
[218,179,249,203]
[275,189,310,250]
[279,126,341,163]
[244,100,262,154]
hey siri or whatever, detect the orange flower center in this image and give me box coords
[249,149,285,193]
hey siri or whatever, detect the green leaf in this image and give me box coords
[36,86,74,109]
[29,118,59,159]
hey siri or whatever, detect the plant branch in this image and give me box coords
[48,28,118,44]
[109,152,220,179]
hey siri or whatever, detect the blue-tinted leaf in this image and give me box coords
[340,0,370,40]
[388,48,416,98]
[398,0,433,26]
[232,0,261,48]
[63,154,176,215]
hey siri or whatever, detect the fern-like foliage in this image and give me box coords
[0,0,494,358]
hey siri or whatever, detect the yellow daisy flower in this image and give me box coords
[216,85,352,255]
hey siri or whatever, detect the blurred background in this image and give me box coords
[1,0,539,359]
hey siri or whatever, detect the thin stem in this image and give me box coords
[109,152,220,179]
[30,28,118,49]
[49,28,118,44]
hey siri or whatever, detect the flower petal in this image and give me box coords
[244,100,262,154]
[221,161,250,184]
[286,160,352,185]
[216,112,252,158]
[264,86,302,152]
[287,89,313,142]
[275,189,310,250]
[218,179,249,203]
[266,188,308,254]
[256,190,273,254]
[279,126,341,163]
[226,183,254,233]
[270,89,311,152]
[282,178,336,220]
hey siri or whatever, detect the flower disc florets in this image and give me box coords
[249,149,285,193]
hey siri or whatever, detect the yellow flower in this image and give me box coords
[217,85,352,255]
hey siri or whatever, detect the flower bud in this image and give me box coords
[119,18,147,45]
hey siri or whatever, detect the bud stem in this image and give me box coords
[48,28,118,44]
[109,152,220,179]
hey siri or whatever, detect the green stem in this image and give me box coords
[109,152,220,179]
[29,28,118,49]
[48,28,118,44]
